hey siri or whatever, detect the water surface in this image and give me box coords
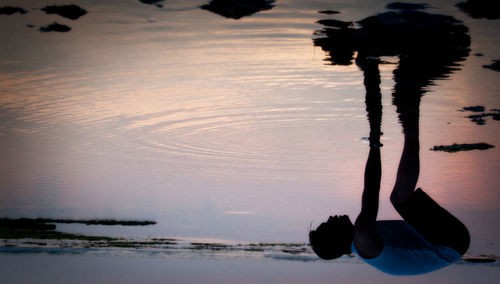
[1,0,499,260]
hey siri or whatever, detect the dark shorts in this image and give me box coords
[392,188,470,255]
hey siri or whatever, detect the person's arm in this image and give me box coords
[354,57,384,259]
[354,146,384,259]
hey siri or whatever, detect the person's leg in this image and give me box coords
[394,188,470,255]
[389,57,469,255]
[390,57,423,205]
[390,130,420,204]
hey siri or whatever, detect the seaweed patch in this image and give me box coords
[460,106,500,125]
[430,143,494,153]
[0,6,27,15]
[483,60,500,72]
[41,5,87,20]
[40,22,72,32]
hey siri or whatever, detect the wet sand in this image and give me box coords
[1,253,499,284]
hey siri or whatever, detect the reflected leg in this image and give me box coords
[389,57,470,254]
[390,57,422,205]
[389,129,420,203]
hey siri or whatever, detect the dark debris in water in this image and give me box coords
[466,113,500,125]
[2,217,156,226]
[0,6,27,15]
[316,19,353,29]
[318,10,340,15]
[463,256,497,263]
[461,107,500,125]
[0,218,56,231]
[39,23,72,32]
[38,218,156,226]
[139,0,164,8]
[282,248,307,254]
[386,2,429,10]
[0,219,110,241]
[190,242,230,251]
[2,5,87,33]
[106,240,177,248]
[460,105,485,112]
[430,143,495,153]
[0,217,157,241]
[41,5,87,20]
[483,60,500,72]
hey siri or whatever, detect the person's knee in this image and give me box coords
[389,191,400,207]
[390,188,413,208]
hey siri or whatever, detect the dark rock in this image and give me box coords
[483,60,500,72]
[463,256,496,263]
[139,0,164,8]
[465,111,500,124]
[0,6,27,15]
[0,218,56,230]
[316,19,353,29]
[201,0,275,19]
[470,116,486,125]
[466,113,487,121]
[41,5,87,20]
[319,10,340,15]
[386,2,429,10]
[474,53,484,56]
[430,143,495,153]
[461,105,485,112]
[40,22,72,32]
[139,0,162,3]
[34,218,156,226]
[489,109,500,120]
[456,0,500,19]
[26,24,35,28]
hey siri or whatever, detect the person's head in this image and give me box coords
[309,215,354,260]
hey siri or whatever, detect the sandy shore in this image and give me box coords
[1,253,499,284]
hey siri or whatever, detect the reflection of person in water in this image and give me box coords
[309,4,471,275]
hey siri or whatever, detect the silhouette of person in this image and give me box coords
[309,4,470,275]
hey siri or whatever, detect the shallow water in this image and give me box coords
[1,0,500,262]
[2,253,499,284]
